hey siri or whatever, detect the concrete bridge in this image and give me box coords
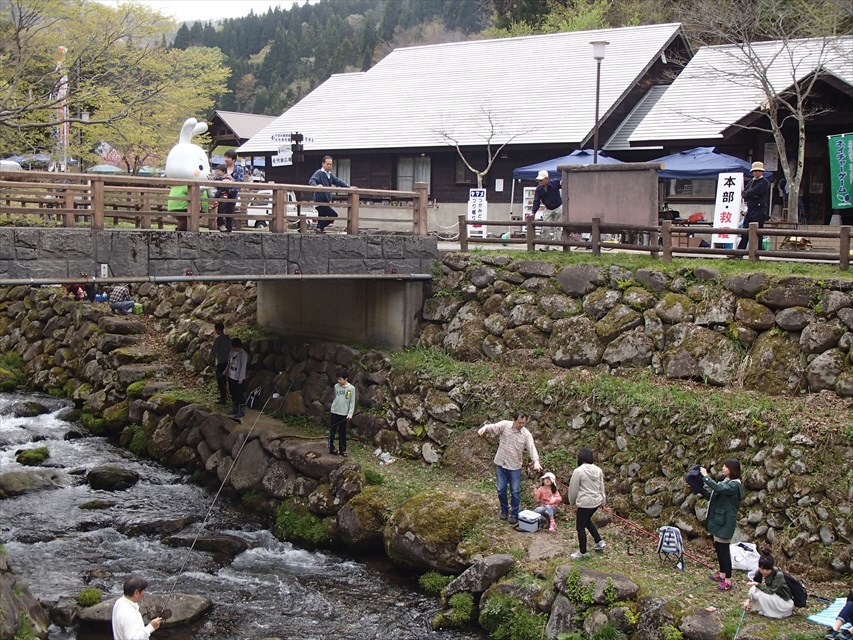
[0,228,438,348]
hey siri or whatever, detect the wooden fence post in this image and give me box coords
[591,217,601,256]
[91,179,104,231]
[140,192,151,229]
[840,225,850,271]
[458,215,468,252]
[348,190,360,235]
[63,189,75,227]
[748,222,758,262]
[271,188,286,233]
[413,182,428,236]
[526,219,535,252]
[187,184,200,233]
[662,220,672,263]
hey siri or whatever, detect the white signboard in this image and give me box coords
[494,179,504,192]
[271,152,293,167]
[467,189,487,239]
[271,133,291,142]
[763,143,779,171]
[711,172,744,248]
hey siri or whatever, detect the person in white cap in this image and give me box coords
[530,169,563,242]
[533,471,563,532]
[737,161,771,252]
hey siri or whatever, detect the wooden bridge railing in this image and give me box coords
[458,215,851,271]
[0,170,430,236]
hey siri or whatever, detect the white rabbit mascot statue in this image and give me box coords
[165,118,211,231]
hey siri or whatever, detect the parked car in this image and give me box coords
[243,189,302,228]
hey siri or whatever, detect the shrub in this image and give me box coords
[81,412,106,435]
[479,593,546,640]
[363,468,384,485]
[418,571,453,595]
[592,622,628,640]
[16,447,49,466]
[446,592,474,626]
[273,501,332,547]
[77,588,103,607]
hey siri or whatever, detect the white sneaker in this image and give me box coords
[594,540,606,550]
[570,551,588,559]
[218,225,227,232]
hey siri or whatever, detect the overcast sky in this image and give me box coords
[94,0,309,23]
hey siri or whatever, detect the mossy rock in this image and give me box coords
[273,498,337,549]
[336,485,394,552]
[0,365,20,391]
[81,411,107,435]
[125,380,150,399]
[383,490,490,573]
[16,446,49,466]
[102,400,130,433]
[743,330,807,394]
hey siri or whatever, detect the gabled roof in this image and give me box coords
[604,85,667,151]
[239,23,686,154]
[212,110,278,141]
[629,35,853,146]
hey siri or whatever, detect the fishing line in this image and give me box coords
[160,343,310,612]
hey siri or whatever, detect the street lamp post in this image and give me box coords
[590,40,608,165]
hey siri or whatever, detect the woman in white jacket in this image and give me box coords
[567,447,606,559]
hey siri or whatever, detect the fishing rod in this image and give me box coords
[159,343,311,614]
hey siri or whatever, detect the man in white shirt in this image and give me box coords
[478,411,542,525]
[112,575,162,640]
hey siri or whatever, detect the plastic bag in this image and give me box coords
[132,302,143,315]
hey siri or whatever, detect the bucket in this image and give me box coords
[132,302,143,315]
[761,236,771,251]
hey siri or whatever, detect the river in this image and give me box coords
[0,392,484,640]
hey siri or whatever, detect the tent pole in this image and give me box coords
[509,178,516,215]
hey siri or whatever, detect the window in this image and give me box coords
[397,156,431,192]
[668,179,716,198]
[455,157,476,185]
[334,158,351,185]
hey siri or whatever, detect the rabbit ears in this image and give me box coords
[178,118,208,144]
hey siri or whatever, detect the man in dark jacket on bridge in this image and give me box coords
[309,155,350,234]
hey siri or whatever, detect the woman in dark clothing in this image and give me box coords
[744,549,793,618]
[699,459,744,592]
[825,589,853,640]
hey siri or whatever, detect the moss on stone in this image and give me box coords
[77,588,103,607]
[125,380,149,399]
[16,446,49,466]
[395,491,488,546]
[274,498,335,548]
[102,400,130,432]
[81,411,106,435]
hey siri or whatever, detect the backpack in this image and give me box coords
[752,569,808,608]
[657,525,685,571]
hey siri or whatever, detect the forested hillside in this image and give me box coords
[171,0,686,116]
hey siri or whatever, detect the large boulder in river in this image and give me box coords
[78,593,212,627]
[86,465,139,491]
[0,469,65,498]
[384,490,489,574]
[163,533,248,560]
[0,556,51,640]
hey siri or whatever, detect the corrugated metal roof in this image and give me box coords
[239,23,685,154]
[604,85,667,150]
[629,36,853,145]
[213,110,278,140]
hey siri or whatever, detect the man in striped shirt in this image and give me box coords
[478,411,542,525]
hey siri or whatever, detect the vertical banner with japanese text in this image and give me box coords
[467,189,487,238]
[711,172,744,248]
[828,133,852,210]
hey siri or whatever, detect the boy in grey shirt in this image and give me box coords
[211,321,231,404]
[328,369,356,456]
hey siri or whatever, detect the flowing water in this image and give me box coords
[0,392,484,640]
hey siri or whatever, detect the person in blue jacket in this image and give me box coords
[699,459,744,592]
[309,155,350,233]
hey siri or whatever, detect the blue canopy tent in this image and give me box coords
[512,149,622,180]
[511,149,622,213]
[651,147,773,180]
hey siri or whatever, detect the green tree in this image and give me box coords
[84,47,229,174]
[0,0,178,150]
